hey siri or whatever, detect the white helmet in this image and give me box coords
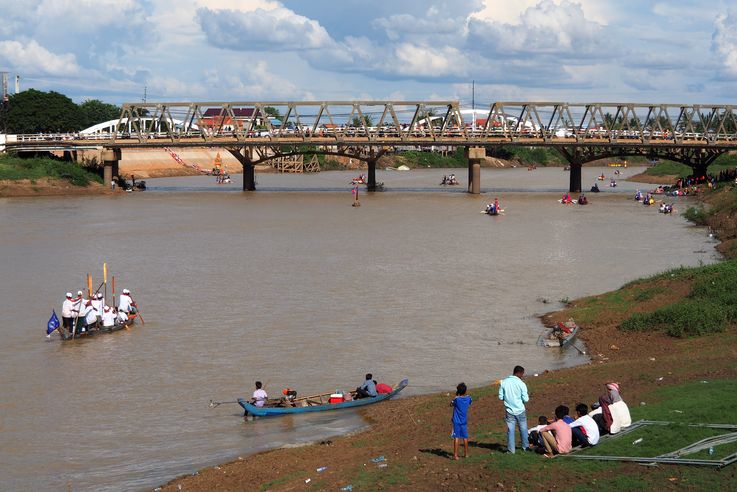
[65,292,72,298]
[97,292,103,299]
[122,288,130,294]
[77,290,83,296]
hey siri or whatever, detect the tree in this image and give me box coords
[264,106,281,121]
[0,89,83,133]
[351,114,374,127]
[79,99,121,129]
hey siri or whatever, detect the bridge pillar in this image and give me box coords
[367,159,377,191]
[466,147,484,194]
[569,162,582,193]
[243,163,256,191]
[102,148,121,188]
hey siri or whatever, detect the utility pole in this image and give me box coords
[472,80,475,111]
[1,72,8,103]
[142,85,147,103]
[15,75,20,94]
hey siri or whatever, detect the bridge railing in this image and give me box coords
[7,102,737,147]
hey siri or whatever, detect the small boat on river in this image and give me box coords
[541,319,579,348]
[238,378,409,417]
[58,314,138,341]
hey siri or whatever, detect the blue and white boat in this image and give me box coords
[238,379,409,417]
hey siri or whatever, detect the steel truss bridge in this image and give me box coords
[6,101,737,192]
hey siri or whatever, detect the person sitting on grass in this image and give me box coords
[538,405,572,458]
[528,415,550,450]
[450,382,472,460]
[569,403,599,447]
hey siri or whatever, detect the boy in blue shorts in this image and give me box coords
[451,382,472,460]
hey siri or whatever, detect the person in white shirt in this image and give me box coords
[101,306,116,329]
[91,293,104,324]
[251,381,268,407]
[116,308,129,324]
[61,292,78,335]
[83,301,98,331]
[118,289,137,313]
[570,403,600,447]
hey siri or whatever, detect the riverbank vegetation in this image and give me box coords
[0,154,101,186]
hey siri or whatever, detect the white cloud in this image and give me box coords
[468,0,603,55]
[713,10,737,76]
[197,4,333,51]
[0,40,82,76]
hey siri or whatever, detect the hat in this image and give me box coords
[97,292,103,299]
[606,382,620,392]
[104,306,111,312]
[122,288,130,294]
[77,290,83,296]
[65,292,72,298]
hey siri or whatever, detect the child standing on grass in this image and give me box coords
[451,382,472,460]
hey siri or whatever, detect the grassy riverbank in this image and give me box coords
[0,154,105,196]
[162,190,737,492]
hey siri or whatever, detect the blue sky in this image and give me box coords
[0,0,735,106]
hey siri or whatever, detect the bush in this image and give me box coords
[0,154,101,186]
[619,260,737,337]
[682,206,709,224]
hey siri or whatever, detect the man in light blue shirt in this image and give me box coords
[356,373,378,398]
[498,365,530,453]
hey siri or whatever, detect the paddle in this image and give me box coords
[209,400,239,408]
[135,300,145,325]
[103,263,107,306]
[112,276,116,309]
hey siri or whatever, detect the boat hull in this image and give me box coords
[238,379,409,416]
[58,315,137,341]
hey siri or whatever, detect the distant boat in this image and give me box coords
[238,379,408,417]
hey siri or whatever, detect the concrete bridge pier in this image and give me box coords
[227,147,257,191]
[367,159,377,191]
[101,148,121,187]
[569,162,582,193]
[466,147,485,194]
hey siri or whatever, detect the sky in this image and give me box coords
[1,0,736,106]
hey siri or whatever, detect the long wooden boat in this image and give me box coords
[58,314,137,341]
[238,378,409,417]
[541,319,579,348]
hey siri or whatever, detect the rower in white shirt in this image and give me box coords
[83,301,99,331]
[101,305,116,329]
[116,308,129,324]
[61,292,78,335]
[91,293,104,324]
[118,289,137,314]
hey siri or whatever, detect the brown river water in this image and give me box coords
[0,166,719,491]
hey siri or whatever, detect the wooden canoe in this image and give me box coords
[238,379,409,417]
[541,319,579,348]
[58,314,137,341]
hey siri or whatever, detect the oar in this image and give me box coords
[103,263,108,306]
[136,301,145,325]
[87,274,93,298]
[112,276,116,309]
[209,399,239,408]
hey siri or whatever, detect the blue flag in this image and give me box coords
[47,310,60,335]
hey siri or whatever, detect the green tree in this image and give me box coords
[351,114,374,127]
[0,89,83,133]
[264,106,281,121]
[79,99,121,129]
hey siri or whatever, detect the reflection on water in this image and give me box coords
[0,167,718,491]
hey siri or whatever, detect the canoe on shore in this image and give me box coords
[541,319,579,348]
[238,379,409,417]
[58,314,137,341]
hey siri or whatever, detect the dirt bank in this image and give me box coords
[0,178,108,197]
[626,172,680,185]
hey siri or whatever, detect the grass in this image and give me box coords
[619,259,737,337]
[395,149,467,168]
[644,161,692,177]
[575,379,737,459]
[259,470,308,491]
[0,154,101,186]
[488,146,567,166]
